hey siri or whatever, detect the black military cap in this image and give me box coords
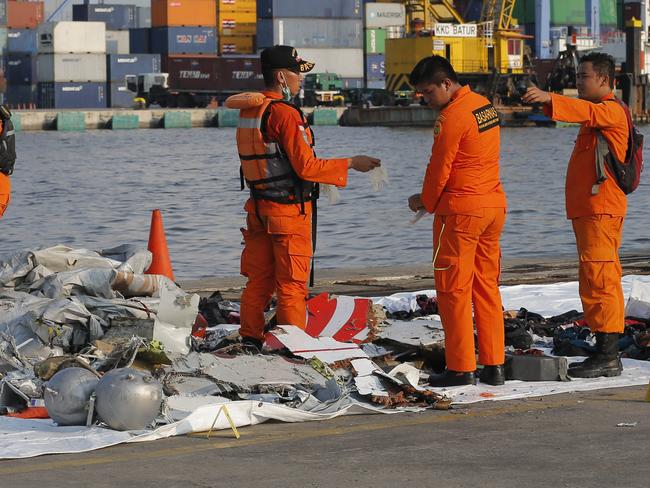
[260,45,315,73]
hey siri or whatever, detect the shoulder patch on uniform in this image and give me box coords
[433,119,442,136]
[472,103,500,132]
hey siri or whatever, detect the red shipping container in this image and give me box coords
[163,55,263,92]
[7,1,45,29]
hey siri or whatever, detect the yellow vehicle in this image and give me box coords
[385,0,534,105]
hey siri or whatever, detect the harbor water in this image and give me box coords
[1,125,649,280]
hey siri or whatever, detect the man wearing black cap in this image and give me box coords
[226,45,380,350]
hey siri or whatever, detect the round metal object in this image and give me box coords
[95,368,163,431]
[44,367,99,426]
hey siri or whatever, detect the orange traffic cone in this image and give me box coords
[145,209,175,281]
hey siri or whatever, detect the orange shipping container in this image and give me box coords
[7,1,45,29]
[218,0,256,13]
[219,35,255,54]
[218,10,256,35]
[152,0,217,27]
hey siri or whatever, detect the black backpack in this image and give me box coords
[0,105,16,176]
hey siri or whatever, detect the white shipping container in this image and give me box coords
[298,48,364,78]
[106,30,130,54]
[37,54,107,82]
[38,22,107,54]
[365,3,405,29]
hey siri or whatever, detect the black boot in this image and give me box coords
[568,332,622,378]
[428,370,477,387]
[479,365,505,386]
[241,336,264,352]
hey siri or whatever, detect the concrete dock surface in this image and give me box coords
[1,386,648,487]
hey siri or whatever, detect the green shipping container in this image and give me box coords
[365,28,386,54]
[551,0,586,26]
[600,0,618,26]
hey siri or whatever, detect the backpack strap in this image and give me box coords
[592,98,630,195]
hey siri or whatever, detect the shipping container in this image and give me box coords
[38,22,106,54]
[365,28,386,54]
[7,28,38,53]
[107,81,135,107]
[137,6,151,28]
[341,77,363,89]
[219,0,256,12]
[130,28,150,53]
[551,0,586,26]
[257,0,362,19]
[151,0,217,27]
[297,48,364,78]
[5,53,36,84]
[219,35,254,54]
[366,79,385,89]
[6,83,37,107]
[365,3,405,28]
[600,0,618,26]
[37,53,107,82]
[0,0,6,25]
[107,53,161,82]
[218,10,256,35]
[257,18,362,49]
[38,81,106,108]
[106,30,130,54]
[365,53,385,80]
[7,0,44,29]
[162,55,263,92]
[73,4,138,30]
[151,27,218,54]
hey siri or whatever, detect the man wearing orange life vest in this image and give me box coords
[0,70,12,219]
[523,52,628,378]
[227,45,380,350]
[407,56,508,387]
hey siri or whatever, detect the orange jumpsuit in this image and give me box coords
[421,85,508,373]
[239,91,349,342]
[546,93,628,333]
[0,121,9,218]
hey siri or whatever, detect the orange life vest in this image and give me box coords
[228,93,316,204]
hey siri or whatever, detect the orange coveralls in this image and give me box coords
[421,85,508,372]
[0,121,9,218]
[546,93,628,333]
[239,91,349,342]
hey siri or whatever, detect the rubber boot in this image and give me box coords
[479,365,505,386]
[568,332,622,378]
[428,370,477,387]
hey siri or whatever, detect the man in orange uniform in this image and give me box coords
[523,53,628,378]
[407,56,508,387]
[231,46,380,350]
[0,71,14,219]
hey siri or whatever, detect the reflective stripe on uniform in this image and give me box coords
[238,117,261,129]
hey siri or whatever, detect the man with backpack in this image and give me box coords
[523,52,641,378]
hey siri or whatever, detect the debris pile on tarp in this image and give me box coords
[3,245,650,459]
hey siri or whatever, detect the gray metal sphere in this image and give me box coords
[95,368,163,431]
[44,368,99,426]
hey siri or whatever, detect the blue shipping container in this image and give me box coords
[38,82,106,109]
[6,84,37,107]
[5,53,36,84]
[7,29,38,53]
[107,81,135,108]
[73,4,138,30]
[257,0,362,19]
[107,54,161,82]
[365,54,385,80]
[129,28,151,54]
[150,27,217,54]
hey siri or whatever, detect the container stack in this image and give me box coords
[0,0,8,105]
[36,21,107,108]
[4,1,44,106]
[364,2,405,89]
[151,0,218,55]
[73,3,139,55]
[106,53,161,107]
[217,0,255,54]
[257,0,364,88]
